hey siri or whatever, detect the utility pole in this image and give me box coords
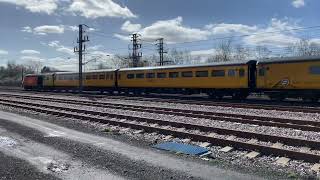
[129,33,142,67]
[74,24,89,92]
[156,38,168,66]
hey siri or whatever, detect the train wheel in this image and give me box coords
[269,94,285,101]
[302,97,319,103]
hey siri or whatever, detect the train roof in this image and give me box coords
[119,60,255,72]
[258,56,320,65]
[52,69,117,75]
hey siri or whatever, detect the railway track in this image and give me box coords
[1,94,320,163]
[2,92,320,132]
[2,89,320,114]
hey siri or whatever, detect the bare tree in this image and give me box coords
[168,48,192,65]
[233,44,251,60]
[254,45,272,59]
[287,39,320,57]
[209,38,233,62]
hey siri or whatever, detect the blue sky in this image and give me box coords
[0,0,319,70]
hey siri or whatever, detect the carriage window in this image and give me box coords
[106,73,110,79]
[146,73,155,78]
[99,74,105,79]
[228,69,236,77]
[181,71,193,77]
[196,71,208,77]
[212,70,225,77]
[136,73,144,79]
[169,72,179,78]
[110,74,113,80]
[239,69,245,77]
[74,76,79,80]
[92,74,98,80]
[46,76,49,80]
[157,72,167,78]
[310,66,320,75]
[127,74,134,79]
[86,75,91,80]
[259,68,265,76]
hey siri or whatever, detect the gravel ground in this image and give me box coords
[0,151,60,180]
[0,104,319,179]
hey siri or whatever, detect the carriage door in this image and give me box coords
[258,65,267,88]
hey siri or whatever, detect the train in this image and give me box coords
[22,56,320,102]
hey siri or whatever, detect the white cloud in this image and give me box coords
[34,25,64,35]
[48,40,74,55]
[0,49,8,55]
[22,25,65,35]
[20,56,45,62]
[205,23,258,35]
[243,18,301,47]
[56,47,74,55]
[68,0,136,19]
[87,45,104,51]
[292,0,305,8]
[22,25,95,35]
[118,16,210,43]
[190,49,217,56]
[116,16,301,48]
[0,0,58,14]
[66,25,96,32]
[21,49,40,55]
[21,26,32,33]
[121,21,141,33]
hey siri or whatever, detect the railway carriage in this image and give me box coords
[118,60,257,99]
[51,70,117,91]
[256,56,320,101]
[22,56,320,102]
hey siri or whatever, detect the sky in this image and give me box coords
[0,0,319,71]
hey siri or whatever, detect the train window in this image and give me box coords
[212,70,225,77]
[239,69,245,77]
[310,66,320,75]
[157,72,167,78]
[106,73,110,79]
[110,74,113,80]
[259,68,265,76]
[136,73,145,79]
[169,72,179,78]
[92,74,98,79]
[228,69,236,77]
[195,71,208,77]
[127,74,134,79]
[46,76,49,80]
[146,73,155,78]
[99,74,105,80]
[181,71,193,77]
[74,76,79,80]
[86,75,91,80]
